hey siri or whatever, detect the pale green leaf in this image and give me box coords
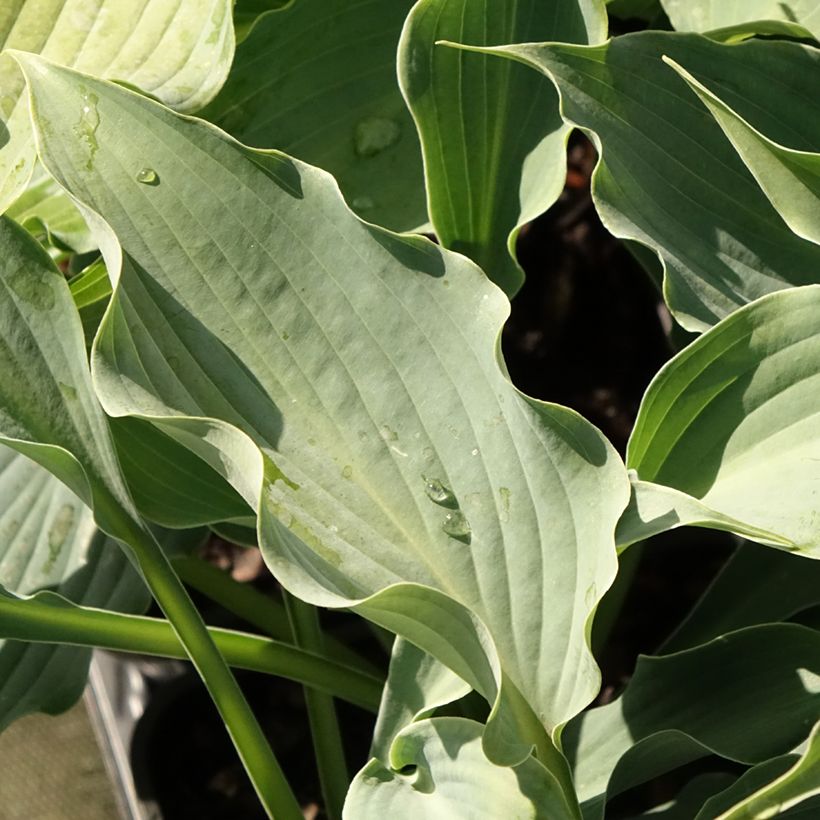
[0,0,234,212]
[661,0,820,41]
[626,286,820,555]
[456,34,820,329]
[21,56,630,769]
[563,624,820,818]
[370,637,471,761]
[202,0,425,233]
[666,54,820,246]
[0,214,136,534]
[0,447,148,730]
[7,164,93,252]
[398,0,607,296]
[345,717,573,819]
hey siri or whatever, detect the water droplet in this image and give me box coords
[471,448,479,456]
[73,91,100,170]
[342,465,353,479]
[422,447,435,462]
[499,487,511,522]
[380,425,398,442]
[442,510,471,543]
[281,331,290,341]
[136,167,159,185]
[352,195,375,211]
[354,117,401,158]
[58,383,77,401]
[422,475,455,507]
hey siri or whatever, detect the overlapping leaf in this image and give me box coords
[19,56,630,772]
[626,286,820,555]
[455,33,820,329]
[0,448,148,730]
[666,54,820,246]
[661,0,820,41]
[345,718,572,819]
[398,0,606,296]
[698,727,820,818]
[203,0,425,232]
[0,0,234,212]
[563,624,820,818]
[662,541,820,653]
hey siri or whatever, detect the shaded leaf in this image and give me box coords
[203,0,425,232]
[398,0,606,296]
[666,54,820,246]
[0,448,148,730]
[662,541,820,654]
[456,33,820,329]
[563,624,820,817]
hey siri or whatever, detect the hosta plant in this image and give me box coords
[0,0,818,817]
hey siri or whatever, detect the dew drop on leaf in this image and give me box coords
[342,465,353,479]
[136,167,159,185]
[73,91,100,170]
[354,117,401,158]
[442,510,471,542]
[422,475,455,506]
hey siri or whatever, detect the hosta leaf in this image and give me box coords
[563,624,820,818]
[345,718,573,819]
[662,541,820,654]
[68,257,110,345]
[0,0,234,212]
[112,416,252,528]
[20,56,630,770]
[0,213,136,534]
[636,774,738,820]
[456,33,820,329]
[233,0,288,42]
[626,286,820,555]
[666,55,820,246]
[697,729,820,819]
[7,165,93,253]
[661,0,820,41]
[202,0,425,233]
[0,448,148,730]
[398,0,606,296]
[370,637,471,761]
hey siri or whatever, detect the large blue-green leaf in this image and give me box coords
[0,0,234,212]
[202,0,425,232]
[397,0,607,295]
[20,56,630,779]
[450,33,820,329]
